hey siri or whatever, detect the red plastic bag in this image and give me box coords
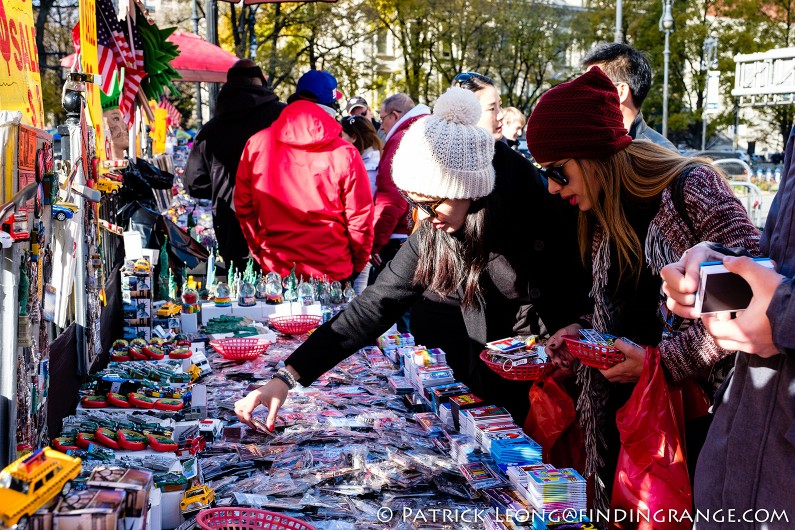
[611,347,692,530]
[523,376,576,462]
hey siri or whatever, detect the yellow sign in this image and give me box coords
[0,0,44,128]
[79,0,105,167]
[153,107,167,154]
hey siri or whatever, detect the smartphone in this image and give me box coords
[695,258,774,315]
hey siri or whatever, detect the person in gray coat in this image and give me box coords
[661,124,795,528]
[583,42,677,152]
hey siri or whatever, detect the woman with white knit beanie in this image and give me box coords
[234,86,591,429]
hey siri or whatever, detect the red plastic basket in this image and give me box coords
[562,334,625,370]
[479,349,554,381]
[269,315,322,335]
[196,508,316,530]
[209,338,272,360]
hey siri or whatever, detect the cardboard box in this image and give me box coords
[87,467,153,518]
[53,488,127,530]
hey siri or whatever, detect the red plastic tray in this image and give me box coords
[209,338,272,360]
[479,349,554,381]
[196,508,316,530]
[269,315,322,335]
[562,334,625,370]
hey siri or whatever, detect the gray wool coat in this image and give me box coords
[694,125,795,529]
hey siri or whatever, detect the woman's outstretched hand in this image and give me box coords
[234,377,290,431]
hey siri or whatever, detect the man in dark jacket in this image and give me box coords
[582,42,676,151]
[184,59,286,268]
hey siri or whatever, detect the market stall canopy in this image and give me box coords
[61,31,239,84]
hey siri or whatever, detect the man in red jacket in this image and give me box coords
[369,94,431,284]
[234,70,374,282]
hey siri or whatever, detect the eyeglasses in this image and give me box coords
[379,109,402,121]
[398,189,445,218]
[538,159,571,186]
[452,71,494,88]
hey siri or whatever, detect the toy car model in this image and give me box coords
[93,178,122,194]
[52,202,79,221]
[156,302,182,317]
[180,484,215,515]
[0,231,12,249]
[0,447,82,529]
[174,435,206,457]
[133,259,151,275]
[1,213,30,241]
[198,419,223,443]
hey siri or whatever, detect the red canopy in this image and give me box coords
[167,31,239,83]
[61,30,239,83]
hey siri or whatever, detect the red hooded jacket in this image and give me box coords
[234,101,374,281]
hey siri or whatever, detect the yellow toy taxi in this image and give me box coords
[94,178,122,194]
[156,302,182,317]
[180,484,215,515]
[0,447,82,529]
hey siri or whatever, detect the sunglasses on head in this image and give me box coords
[538,159,571,186]
[452,71,494,88]
[398,189,445,218]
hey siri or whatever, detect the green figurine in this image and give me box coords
[158,237,169,300]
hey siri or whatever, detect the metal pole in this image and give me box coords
[248,8,257,59]
[207,0,219,118]
[660,0,674,138]
[192,0,203,127]
[615,0,623,43]
[702,110,707,150]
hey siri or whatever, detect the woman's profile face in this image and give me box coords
[474,84,503,141]
[543,159,598,212]
[407,192,472,233]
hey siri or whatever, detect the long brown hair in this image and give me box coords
[341,115,382,154]
[577,141,719,282]
[412,198,490,309]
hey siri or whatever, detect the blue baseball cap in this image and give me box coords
[295,70,343,106]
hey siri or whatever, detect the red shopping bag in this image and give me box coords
[611,347,692,530]
[523,376,577,462]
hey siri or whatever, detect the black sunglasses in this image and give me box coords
[452,71,494,88]
[398,189,445,218]
[538,159,571,186]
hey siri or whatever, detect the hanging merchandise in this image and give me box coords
[135,9,181,103]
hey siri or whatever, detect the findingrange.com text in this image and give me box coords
[375,507,790,525]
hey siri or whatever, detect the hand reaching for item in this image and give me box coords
[546,323,583,376]
[234,377,289,431]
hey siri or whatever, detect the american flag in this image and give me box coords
[73,21,116,95]
[123,13,145,72]
[120,67,146,126]
[97,0,133,68]
[158,97,182,127]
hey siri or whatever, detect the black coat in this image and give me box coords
[184,85,286,267]
[286,142,592,419]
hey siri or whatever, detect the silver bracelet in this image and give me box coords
[276,367,297,388]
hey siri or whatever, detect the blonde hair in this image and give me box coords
[577,141,719,283]
[502,107,526,128]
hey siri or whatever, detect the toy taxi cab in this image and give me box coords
[93,178,122,194]
[0,447,82,529]
[156,302,182,318]
[180,484,215,515]
[133,259,151,275]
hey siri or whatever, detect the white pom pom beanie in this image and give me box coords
[392,87,495,200]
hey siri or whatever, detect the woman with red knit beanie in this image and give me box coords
[525,66,761,513]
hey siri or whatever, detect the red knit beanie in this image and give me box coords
[525,67,632,163]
